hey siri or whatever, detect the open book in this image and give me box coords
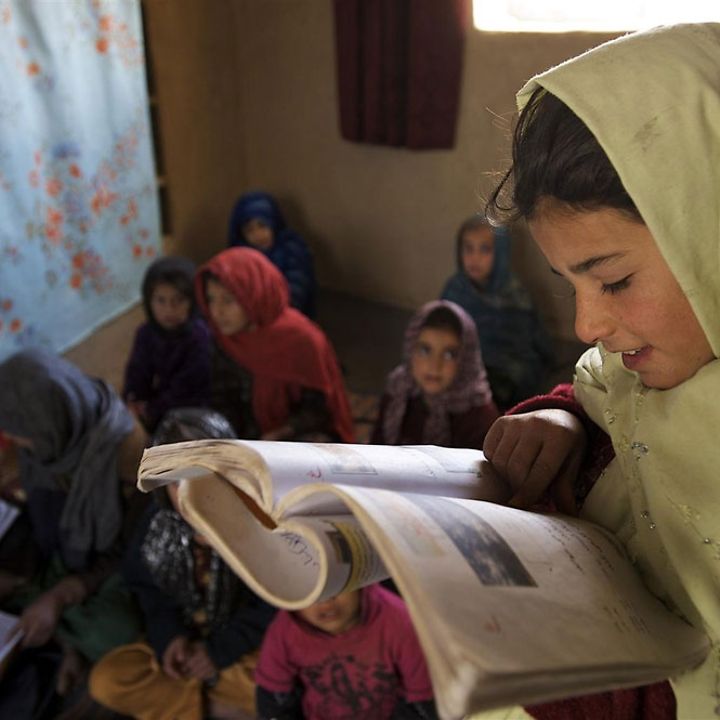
[138,440,708,720]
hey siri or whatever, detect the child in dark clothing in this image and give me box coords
[196,247,354,443]
[0,349,146,709]
[372,300,499,449]
[255,584,438,720]
[123,256,211,432]
[89,407,276,720]
[228,190,317,317]
[440,216,553,409]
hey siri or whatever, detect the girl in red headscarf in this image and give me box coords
[196,247,354,443]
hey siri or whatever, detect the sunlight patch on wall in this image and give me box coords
[473,0,720,33]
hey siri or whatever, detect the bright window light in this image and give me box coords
[473,0,720,33]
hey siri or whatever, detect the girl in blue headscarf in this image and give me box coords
[228,191,316,317]
[441,215,553,408]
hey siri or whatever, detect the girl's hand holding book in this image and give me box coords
[483,409,587,515]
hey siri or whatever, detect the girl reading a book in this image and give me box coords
[482,22,720,720]
[371,300,499,449]
[0,349,146,704]
[196,247,354,443]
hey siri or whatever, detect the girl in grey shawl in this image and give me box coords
[0,348,145,698]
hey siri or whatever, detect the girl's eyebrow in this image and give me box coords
[550,253,625,276]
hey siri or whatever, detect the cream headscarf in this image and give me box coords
[518,24,720,719]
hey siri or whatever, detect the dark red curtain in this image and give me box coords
[333,0,469,150]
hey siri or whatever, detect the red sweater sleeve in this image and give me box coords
[526,678,676,720]
[510,383,588,429]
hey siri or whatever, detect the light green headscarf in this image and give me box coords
[518,23,720,719]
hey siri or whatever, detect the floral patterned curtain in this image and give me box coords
[0,0,160,361]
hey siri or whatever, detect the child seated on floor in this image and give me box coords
[371,300,499,449]
[89,407,276,720]
[255,583,439,720]
[0,349,147,716]
[440,216,553,409]
[123,256,211,432]
[228,190,317,317]
[196,246,354,443]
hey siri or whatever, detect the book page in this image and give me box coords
[138,440,273,510]
[258,442,510,515]
[321,485,708,718]
[177,473,388,609]
[138,440,511,519]
[286,512,389,602]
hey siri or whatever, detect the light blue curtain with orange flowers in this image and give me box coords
[0,0,160,361]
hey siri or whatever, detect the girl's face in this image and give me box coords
[529,206,715,390]
[205,278,251,335]
[297,590,361,635]
[242,218,274,251]
[461,226,495,285]
[411,327,461,396]
[150,282,191,331]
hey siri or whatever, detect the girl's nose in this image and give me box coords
[574,293,614,345]
[430,354,444,371]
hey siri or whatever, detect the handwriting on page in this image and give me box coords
[280,532,319,568]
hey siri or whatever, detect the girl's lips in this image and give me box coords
[621,346,651,370]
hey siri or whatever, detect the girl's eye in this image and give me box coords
[601,275,632,295]
[442,350,459,362]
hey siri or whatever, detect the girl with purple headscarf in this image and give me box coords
[371,301,499,449]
